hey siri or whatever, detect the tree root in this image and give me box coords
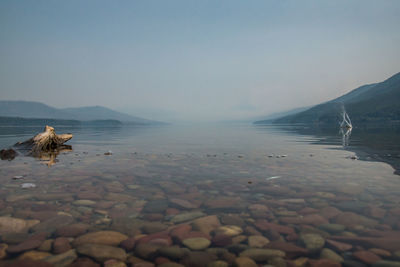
[14,125,73,156]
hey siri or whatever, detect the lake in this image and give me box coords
[0,123,399,266]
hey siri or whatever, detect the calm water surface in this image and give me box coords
[0,123,399,266]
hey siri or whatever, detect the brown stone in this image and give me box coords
[326,239,352,252]
[192,215,221,235]
[53,237,71,254]
[137,232,172,246]
[266,241,308,258]
[69,257,101,267]
[280,214,328,226]
[134,244,161,260]
[367,206,386,219]
[18,251,52,261]
[334,212,378,228]
[55,223,89,237]
[212,234,232,247]
[7,239,42,254]
[330,236,400,251]
[181,251,218,267]
[104,259,127,267]
[120,237,136,251]
[170,224,192,242]
[234,256,258,267]
[0,243,7,259]
[77,192,102,200]
[169,198,198,209]
[73,231,128,246]
[306,259,341,267]
[3,259,53,267]
[77,244,127,263]
[254,220,295,235]
[352,250,382,264]
[319,207,342,220]
[368,248,391,257]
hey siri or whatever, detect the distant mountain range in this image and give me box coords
[255,72,400,125]
[0,101,159,124]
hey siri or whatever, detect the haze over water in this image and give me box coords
[1,1,400,266]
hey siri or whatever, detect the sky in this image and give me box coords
[1,0,400,122]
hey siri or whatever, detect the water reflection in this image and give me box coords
[268,123,400,175]
[340,127,352,147]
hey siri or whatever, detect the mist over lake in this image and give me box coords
[1,1,400,266]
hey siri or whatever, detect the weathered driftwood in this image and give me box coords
[15,125,73,156]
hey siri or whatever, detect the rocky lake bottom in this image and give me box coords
[0,123,399,267]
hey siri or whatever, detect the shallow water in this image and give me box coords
[0,123,399,266]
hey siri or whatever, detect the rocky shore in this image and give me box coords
[0,151,399,267]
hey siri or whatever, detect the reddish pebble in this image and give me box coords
[326,239,353,251]
[166,208,180,215]
[353,250,382,264]
[53,237,71,254]
[120,237,136,251]
[5,259,53,267]
[307,259,341,267]
[212,234,232,247]
[154,257,170,265]
[368,248,391,257]
[69,257,101,267]
[7,240,42,254]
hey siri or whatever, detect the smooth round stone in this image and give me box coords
[38,239,54,252]
[234,257,258,267]
[73,200,96,206]
[207,260,229,267]
[73,231,128,246]
[104,259,128,267]
[143,200,168,213]
[43,249,78,266]
[192,215,221,235]
[239,248,285,262]
[53,237,71,254]
[32,215,73,233]
[214,225,243,237]
[55,223,89,237]
[0,217,32,234]
[170,211,206,223]
[372,261,400,267]
[300,233,325,252]
[0,243,8,259]
[18,250,52,261]
[318,224,346,234]
[181,251,218,267]
[183,237,211,250]
[158,246,189,260]
[342,260,368,267]
[142,222,168,234]
[158,263,185,267]
[320,248,344,262]
[268,257,287,267]
[248,235,270,248]
[7,239,42,254]
[135,244,161,260]
[77,244,127,262]
[1,233,30,244]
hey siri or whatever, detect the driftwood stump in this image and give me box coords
[15,125,73,156]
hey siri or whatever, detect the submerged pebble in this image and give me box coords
[20,183,36,189]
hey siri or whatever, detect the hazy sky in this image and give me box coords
[1,1,400,122]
